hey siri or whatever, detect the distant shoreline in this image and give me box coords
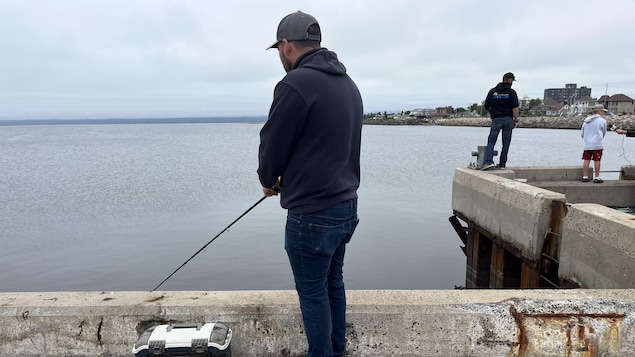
[0,116,267,126]
[3,115,634,130]
[366,115,635,130]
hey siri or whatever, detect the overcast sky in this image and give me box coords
[1,0,634,119]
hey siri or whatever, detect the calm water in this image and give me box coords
[1,123,633,292]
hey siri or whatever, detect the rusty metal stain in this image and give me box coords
[510,305,625,356]
[510,306,527,354]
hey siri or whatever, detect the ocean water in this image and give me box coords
[1,123,633,292]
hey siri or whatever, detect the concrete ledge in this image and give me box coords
[621,165,635,180]
[510,166,587,182]
[2,290,635,356]
[533,180,635,207]
[560,204,635,288]
[452,168,566,260]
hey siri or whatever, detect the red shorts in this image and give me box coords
[582,149,603,161]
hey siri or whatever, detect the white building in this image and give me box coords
[570,96,597,115]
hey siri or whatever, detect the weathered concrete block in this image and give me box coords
[1,290,635,356]
[452,168,566,260]
[621,165,635,180]
[533,180,635,207]
[560,203,635,289]
[511,166,587,182]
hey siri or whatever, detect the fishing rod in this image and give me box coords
[151,195,268,292]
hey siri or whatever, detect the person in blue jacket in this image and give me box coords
[258,11,363,357]
[482,72,520,170]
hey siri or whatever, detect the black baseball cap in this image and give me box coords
[267,11,321,50]
[503,72,516,81]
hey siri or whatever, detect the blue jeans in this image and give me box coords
[285,199,359,357]
[485,116,514,167]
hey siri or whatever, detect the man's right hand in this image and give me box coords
[262,180,281,197]
[262,186,278,197]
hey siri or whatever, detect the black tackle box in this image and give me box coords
[132,322,232,356]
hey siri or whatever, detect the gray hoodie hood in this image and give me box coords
[584,114,601,123]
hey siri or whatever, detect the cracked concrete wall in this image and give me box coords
[451,167,566,261]
[560,204,635,289]
[1,290,635,356]
[452,167,635,289]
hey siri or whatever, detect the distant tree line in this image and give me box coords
[365,97,546,119]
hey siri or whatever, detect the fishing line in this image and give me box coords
[151,196,268,292]
[601,136,631,175]
[618,134,632,165]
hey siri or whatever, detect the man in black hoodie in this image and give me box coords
[258,11,363,357]
[482,72,520,170]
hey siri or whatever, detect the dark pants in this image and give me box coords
[485,116,514,167]
[285,199,359,357]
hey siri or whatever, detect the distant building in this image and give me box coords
[542,97,562,116]
[544,83,592,104]
[408,108,436,118]
[519,96,531,109]
[547,103,565,116]
[598,95,610,105]
[528,105,543,116]
[570,96,598,116]
[429,112,452,119]
[436,106,454,115]
[604,94,634,114]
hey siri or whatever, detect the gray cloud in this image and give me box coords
[1,0,634,119]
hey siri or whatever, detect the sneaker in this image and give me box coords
[581,177,590,182]
[481,163,496,171]
[498,165,506,169]
[593,178,604,183]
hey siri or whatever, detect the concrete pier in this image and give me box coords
[451,165,635,289]
[2,289,635,356]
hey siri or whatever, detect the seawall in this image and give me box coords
[451,165,635,289]
[434,115,635,130]
[2,290,635,356]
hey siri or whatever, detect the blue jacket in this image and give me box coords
[258,48,363,213]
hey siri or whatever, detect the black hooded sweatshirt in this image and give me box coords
[258,48,363,214]
[484,82,519,119]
